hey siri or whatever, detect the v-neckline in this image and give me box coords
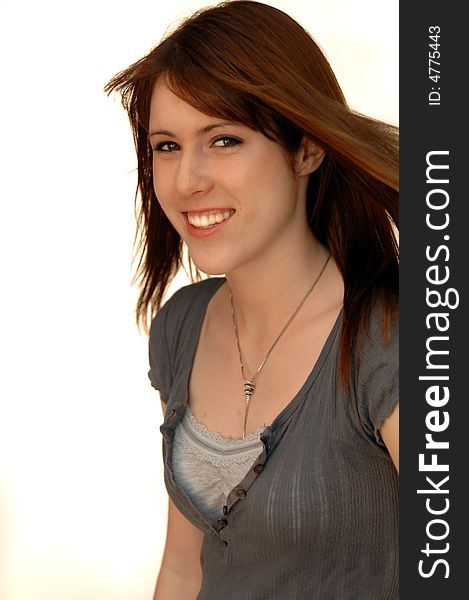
[181,277,343,437]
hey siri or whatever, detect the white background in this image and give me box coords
[0,1,398,598]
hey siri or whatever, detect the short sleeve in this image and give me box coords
[356,309,399,446]
[147,278,225,407]
[148,303,172,405]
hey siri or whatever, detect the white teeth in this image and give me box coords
[187,210,233,228]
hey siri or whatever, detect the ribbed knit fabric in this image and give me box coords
[150,278,399,600]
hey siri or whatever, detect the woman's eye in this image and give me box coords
[154,141,179,153]
[212,136,242,148]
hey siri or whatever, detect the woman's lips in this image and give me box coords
[187,209,234,228]
[183,209,235,238]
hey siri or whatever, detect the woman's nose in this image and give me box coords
[175,149,212,197]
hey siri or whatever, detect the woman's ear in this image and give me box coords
[295,137,325,176]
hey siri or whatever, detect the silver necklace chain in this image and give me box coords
[229,252,331,438]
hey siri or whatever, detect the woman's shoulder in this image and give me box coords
[354,302,399,445]
[148,277,225,396]
[364,301,398,351]
[357,301,399,379]
[149,277,225,342]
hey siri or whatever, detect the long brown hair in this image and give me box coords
[104,0,399,384]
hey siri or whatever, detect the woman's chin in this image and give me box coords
[186,244,245,278]
[188,255,228,277]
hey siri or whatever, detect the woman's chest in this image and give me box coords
[213,416,397,553]
[188,307,341,439]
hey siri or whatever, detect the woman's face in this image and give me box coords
[149,79,318,277]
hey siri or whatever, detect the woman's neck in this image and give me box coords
[224,236,334,341]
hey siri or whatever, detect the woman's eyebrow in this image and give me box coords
[148,121,239,139]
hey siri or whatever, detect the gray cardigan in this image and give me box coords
[149,278,399,599]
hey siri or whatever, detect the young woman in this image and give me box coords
[105,2,399,598]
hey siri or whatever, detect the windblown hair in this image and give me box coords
[105,0,399,384]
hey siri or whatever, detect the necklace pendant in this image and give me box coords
[242,381,255,439]
[244,380,256,397]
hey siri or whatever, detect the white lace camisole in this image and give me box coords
[172,406,264,522]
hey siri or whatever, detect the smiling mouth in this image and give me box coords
[186,210,235,229]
